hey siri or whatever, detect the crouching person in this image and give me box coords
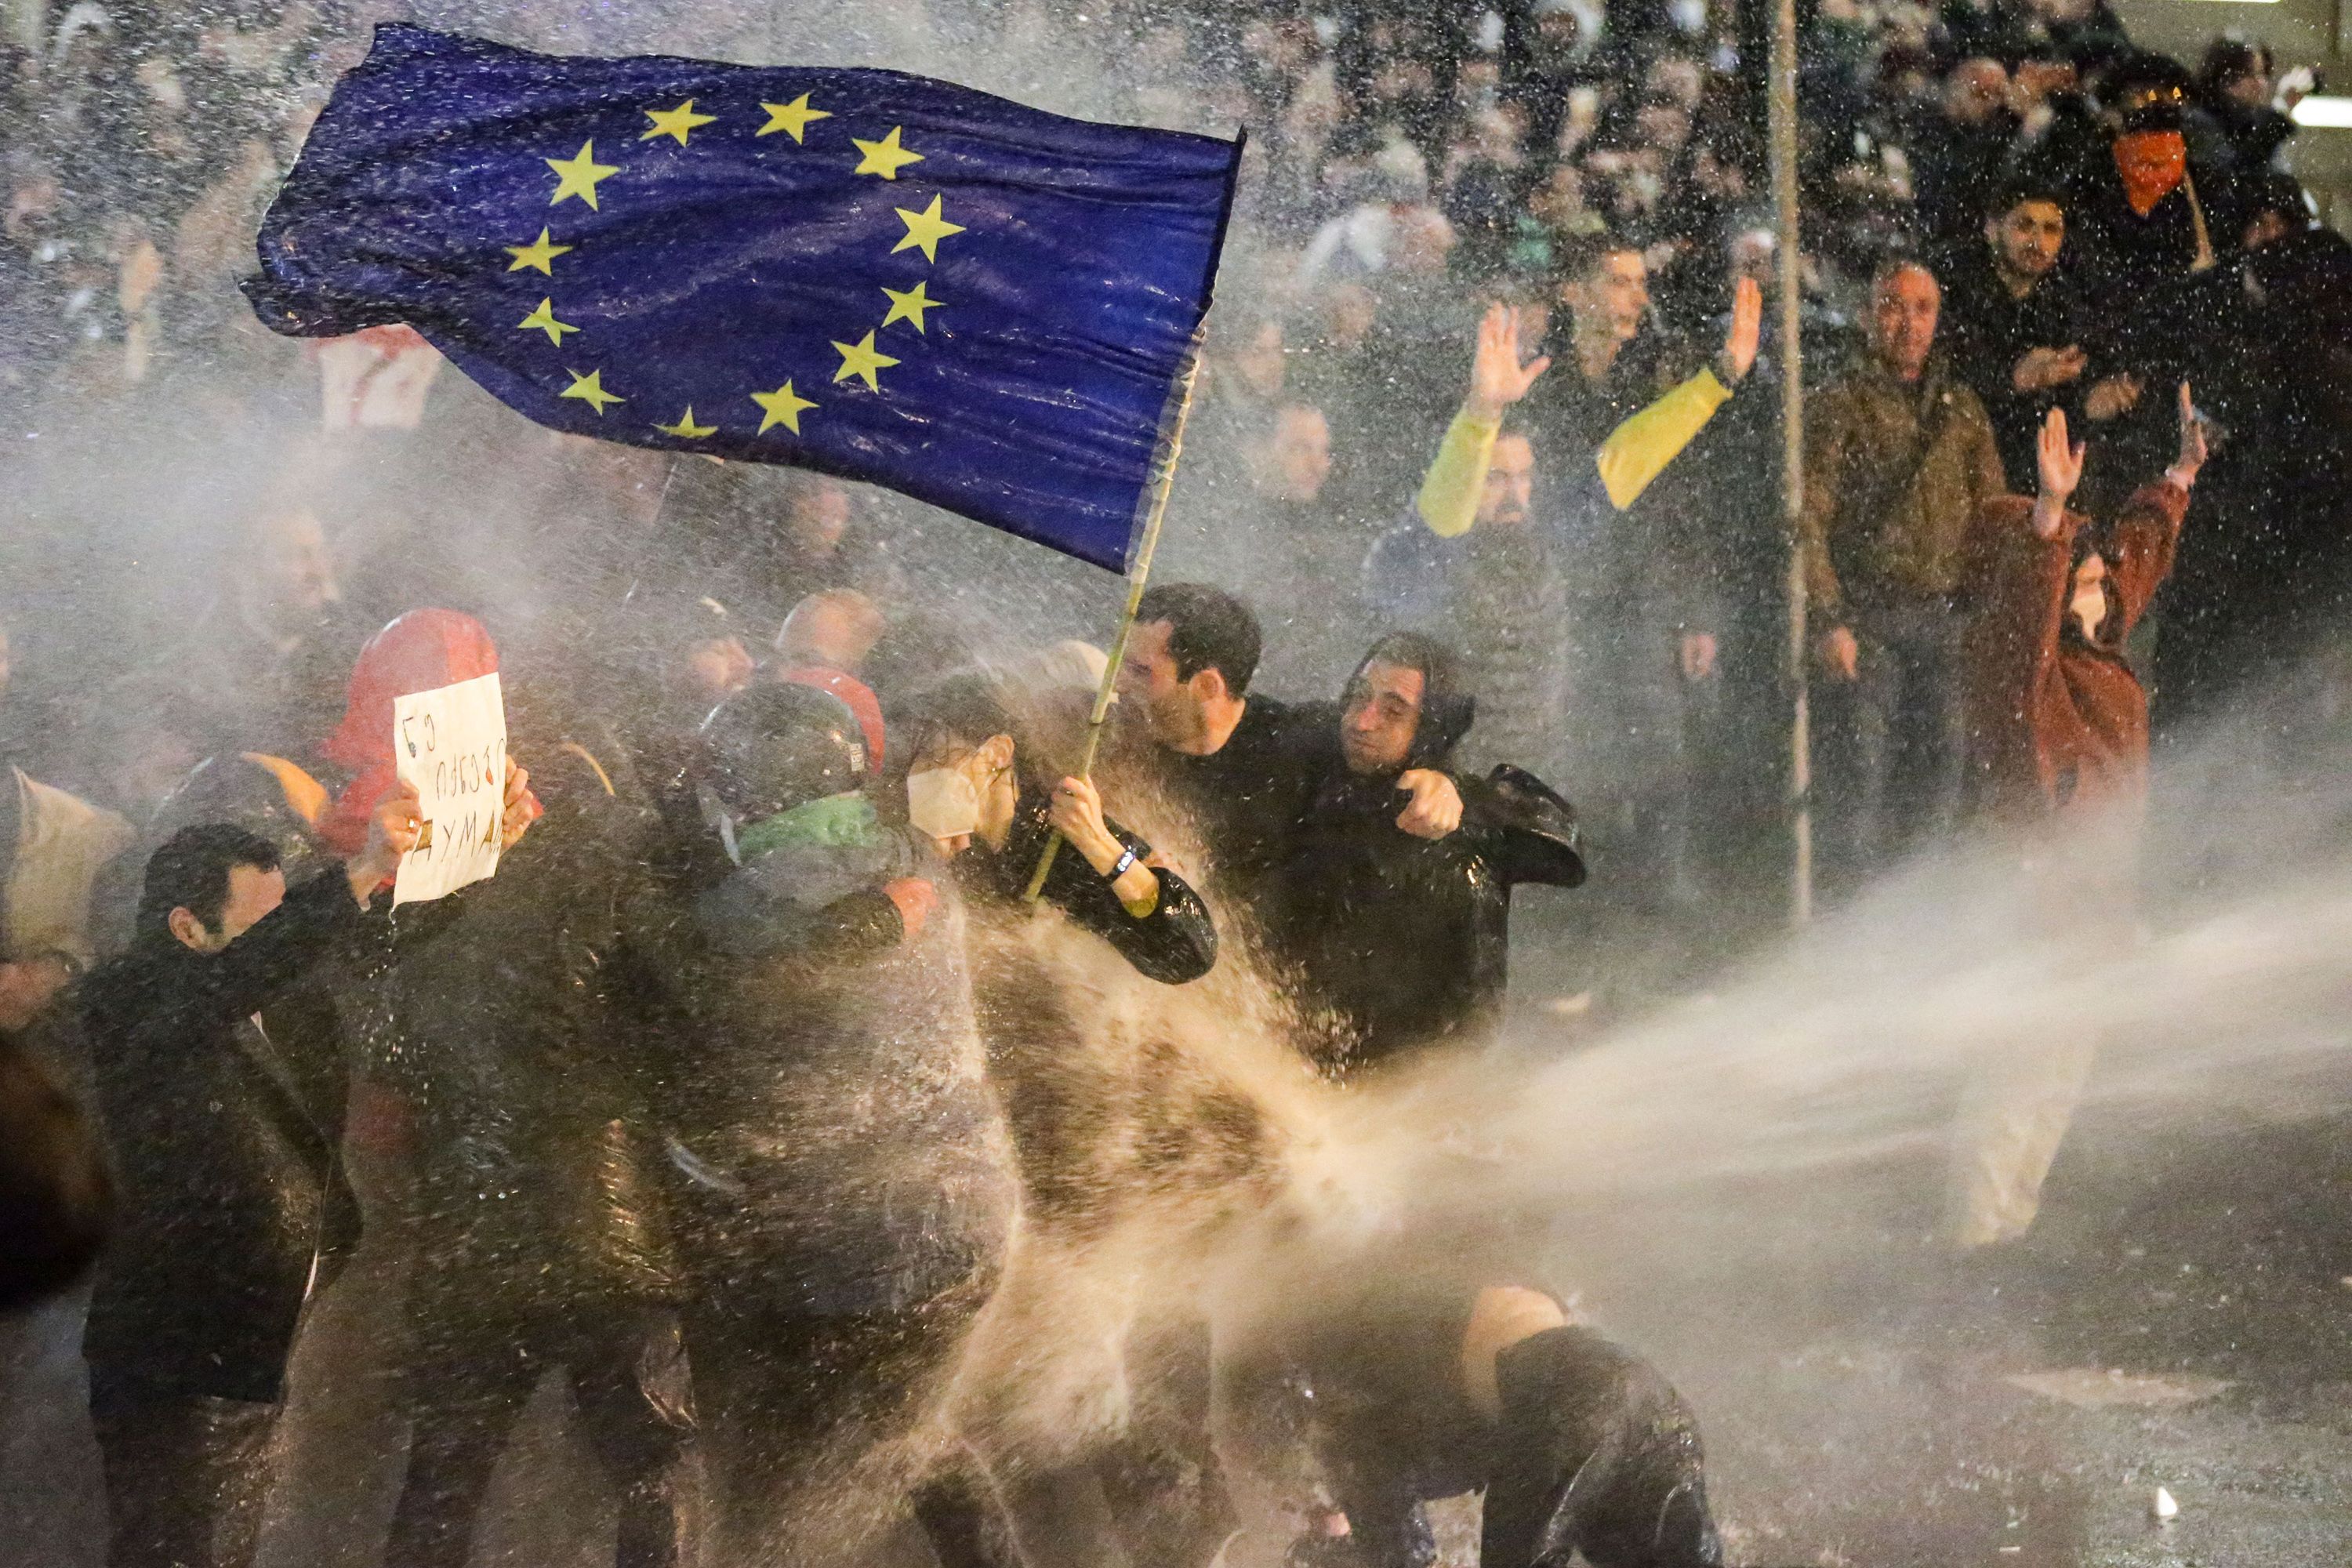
[1948,389,2204,1247]
[1225,1260,1723,1568]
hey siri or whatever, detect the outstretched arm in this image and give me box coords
[1417,303,1551,538]
[1594,275,1759,510]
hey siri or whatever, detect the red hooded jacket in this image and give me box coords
[318,609,537,855]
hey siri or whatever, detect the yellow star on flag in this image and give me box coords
[832,332,901,392]
[517,298,579,346]
[751,380,817,434]
[546,141,620,209]
[880,280,942,333]
[559,367,623,415]
[852,126,924,180]
[756,94,831,143]
[505,227,573,274]
[892,196,966,263]
[654,407,717,439]
[641,99,717,145]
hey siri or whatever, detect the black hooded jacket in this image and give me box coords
[1264,644,1584,1074]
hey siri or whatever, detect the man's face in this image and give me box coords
[1263,406,1332,502]
[1871,267,1940,380]
[1478,434,1536,528]
[1341,659,1425,776]
[1570,251,1650,343]
[175,863,286,953]
[252,506,340,622]
[1990,200,2065,281]
[1118,620,1211,750]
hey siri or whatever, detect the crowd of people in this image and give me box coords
[5,0,2352,1566]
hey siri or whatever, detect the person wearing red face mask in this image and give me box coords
[2062,52,2234,515]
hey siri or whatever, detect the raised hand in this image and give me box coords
[1466,302,1552,420]
[2038,406,2085,500]
[1720,274,1762,383]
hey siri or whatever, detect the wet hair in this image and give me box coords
[137,823,280,942]
[893,671,1029,780]
[1134,583,1262,698]
[1348,631,1476,768]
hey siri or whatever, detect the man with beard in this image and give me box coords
[1265,633,1584,1076]
[1113,583,1461,916]
[1943,180,2096,492]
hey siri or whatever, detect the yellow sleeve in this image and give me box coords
[1414,407,1502,539]
[1594,367,1733,511]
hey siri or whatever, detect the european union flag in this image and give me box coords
[245,25,1240,570]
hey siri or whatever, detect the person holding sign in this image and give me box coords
[315,609,695,1568]
[78,782,426,1568]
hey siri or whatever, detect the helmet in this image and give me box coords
[696,681,868,825]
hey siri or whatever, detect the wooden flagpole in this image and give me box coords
[1024,323,1210,900]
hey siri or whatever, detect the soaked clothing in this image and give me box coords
[1241,1279,1722,1568]
[365,743,696,1568]
[1265,766,1584,1073]
[679,793,1013,1318]
[93,1396,275,1568]
[1147,695,1331,907]
[956,785,1218,986]
[81,867,368,1410]
[1962,481,2189,823]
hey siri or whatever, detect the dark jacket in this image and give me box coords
[1962,481,2189,822]
[957,785,1218,986]
[1941,249,2095,492]
[368,745,681,1321]
[675,793,1014,1317]
[1268,765,1584,1073]
[80,867,368,1407]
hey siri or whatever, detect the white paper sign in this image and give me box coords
[391,672,507,906]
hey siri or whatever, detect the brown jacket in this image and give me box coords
[1962,481,2189,823]
[1801,360,2007,615]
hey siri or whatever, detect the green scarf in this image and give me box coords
[735,792,885,862]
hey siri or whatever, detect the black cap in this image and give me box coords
[2105,53,2191,133]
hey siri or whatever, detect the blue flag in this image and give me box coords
[246,25,1240,570]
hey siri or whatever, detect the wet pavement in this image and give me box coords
[1677,1111,2352,1568]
